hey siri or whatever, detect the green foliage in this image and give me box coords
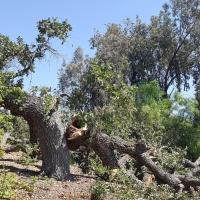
[128,81,168,144]
[89,0,200,96]
[135,81,165,126]
[36,17,72,44]
[89,151,111,180]
[163,93,200,160]
[157,147,187,173]
[61,49,200,159]
[61,49,200,162]
[0,110,15,157]
[58,0,200,154]
[66,58,137,139]
[135,81,164,105]
[90,180,176,200]
[54,1,200,197]
[0,17,72,125]
[0,112,14,132]
[29,86,59,121]
[132,84,200,160]
[58,46,85,94]
[0,149,3,158]
[12,116,29,138]
[0,168,37,199]
[43,93,54,120]
[17,144,39,165]
[90,181,106,200]
[89,149,200,200]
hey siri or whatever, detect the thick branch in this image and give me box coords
[64,115,200,192]
[182,157,200,168]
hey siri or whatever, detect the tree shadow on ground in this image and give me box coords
[72,173,96,181]
[0,164,40,177]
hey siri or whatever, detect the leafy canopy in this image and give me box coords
[89,0,200,97]
[0,18,72,149]
[0,17,71,105]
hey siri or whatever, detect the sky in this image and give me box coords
[1,0,194,97]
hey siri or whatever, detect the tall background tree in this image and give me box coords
[89,0,200,97]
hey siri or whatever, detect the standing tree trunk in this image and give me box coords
[4,94,71,180]
[27,118,38,145]
[26,118,39,158]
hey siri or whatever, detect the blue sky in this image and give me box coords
[2,0,194,96]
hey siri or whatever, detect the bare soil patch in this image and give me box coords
[0,152,96,200]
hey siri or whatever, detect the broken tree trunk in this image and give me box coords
[65,116,118,168]
[65,115,200,194]
[108,134,200,193]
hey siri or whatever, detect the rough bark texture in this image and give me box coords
[91,134,118,169]
[105,135,182,189]
[27,119,38,145]
[108,134,200,193]
[66,119,200,194]
[3,94,71,180]
[27,118,40,158]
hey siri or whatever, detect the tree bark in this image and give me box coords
[26,118,40,158]
[91,133,118,169]
[3,94,71,180]
[67,128,200,194]
[27,118,38,145]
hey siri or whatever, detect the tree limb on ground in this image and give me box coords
[65,116,200,195]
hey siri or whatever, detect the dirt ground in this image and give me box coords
[0,152,96,200]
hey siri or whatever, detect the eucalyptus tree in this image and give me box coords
[58,47,85,94]
[0,18,72,180]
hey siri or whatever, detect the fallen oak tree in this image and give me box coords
[2,108,200,195]
[65,115,200,195]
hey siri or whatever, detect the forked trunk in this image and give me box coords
[4,94,71,180]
